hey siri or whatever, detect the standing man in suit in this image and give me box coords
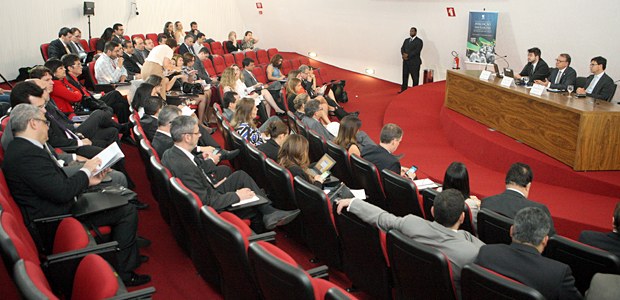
[400,27,423,93]
[336,189,485,297]
[362,123,416,179]
[515,47,550,84]
[579,202,620,257]
[475,207,582,300]
[534,53,577,91]
[161,116,299,232]
[2,103,151,286]
[48,27,75,60]
[576,56,616,101]
[112,23,125,44]
[482,162,556,235]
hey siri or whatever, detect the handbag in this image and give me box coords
[327,182,355,201]
[330,80,349,103]
[182,82,204,95]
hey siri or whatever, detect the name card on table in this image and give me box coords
[500,76,515,87]
[530,84,546,96]
[479,70,493,80]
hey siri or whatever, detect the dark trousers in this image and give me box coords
[402,62,421,91]
[79,204,139,280]
[198,126,221,148]
[75,110,119,147]
[101,90,130,123]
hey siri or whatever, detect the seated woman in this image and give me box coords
[180,53,211,125]
[266,54,286,84]
[241,30,259,51]
[46,58,85,114]
[231,97,265,146]
[257,119,289,161]
[174,21,186,43]
[333,115,362,157]
[299,65,354,120]
[225,31,241,53]
[95,27,113,53]
[220,65,285,117]
[162,21,175,39]
[278,134,324,188]
[442,161,481,228]
[287,79,330,124]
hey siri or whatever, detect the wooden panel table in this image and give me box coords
[444,70,620,171]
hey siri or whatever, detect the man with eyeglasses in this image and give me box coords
[534,53,576,91]
[576,56,615,101]
[68,28,87,62]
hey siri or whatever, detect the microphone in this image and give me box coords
[494,52,509,69]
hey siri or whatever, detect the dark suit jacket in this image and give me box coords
[579,231,620,258]
[45,101,79,148]
[482,189,556,235]
[152,131,174,158]
[401,36,423,66]
[122,53,142,77]
[192,56,213,83]
[257,138,280,161]
[140,115,158,142]
[2,138,89,223]
[48,39,72,60]
[288,165,321,188]
[546,67,577,91]
[519,58,550,82]
[161,146,239,211]
[178,43,195,55]
[242,69,259,88]
[361,144,400,174]
[475,243,583,300]
[584,73,615,101]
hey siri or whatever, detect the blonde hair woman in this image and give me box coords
[220,65,285,116]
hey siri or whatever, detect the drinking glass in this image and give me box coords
[567,85,574,97]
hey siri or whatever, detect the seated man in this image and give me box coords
[533,53,577,91]
[48,27,74,60]
[361,123,416,179]
[132,37,147,65]
[69,28,88,62]
[576,56,616,101]
[481,162,556,235]
[2,103,150,286]
[222,91,239,121]
[152,105,216,159]
[514,47,550,85]
[122,40,143,81]
[94,41,128,84]
[140,96,164,142]
[161,115,299,232]
[178,35,196,55]
[301,99,335,140]
[579,202,620,257]
[336,189,484,297]
[475,207,582,300]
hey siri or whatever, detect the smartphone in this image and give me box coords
[212,148,221,156]
[406,165,418,175]
[320,171,331,181]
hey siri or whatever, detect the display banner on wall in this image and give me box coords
[466,11,499,64]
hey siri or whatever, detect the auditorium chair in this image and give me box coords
[307,129,327,162]
[233,52,246,66]
[149,156,174,226]
[387,229,457,300]
[299,56,311,66]
[40,43,50,61]
[214,104,226,134]
[543,235,620,294]
[199,206,275,300]
[245,143,268,189]
[245,51,258,65]
[78,39,90,52]
[333,205,391,299]
[281,59,293,75]
[130,34,145,41]
[248,241,354,300]
[294,177,343,269]
[13,255,155,300]
[460,264,545,300]
[223,53,235,67]
[201,42,212,54]
[221,120,234,151]
[295,118,308,138]
[210,41,225,56]
[291,58,302,70]
[477,208,513,245]
[325,141,358,189]
[256,49,270,66]
[286,111,299,134]
[575,76,587,89]
[325,287,356,300]
[202,59,217,79]
[349,154,386,210]
[88,37,99,51]
[264,159,305,241]
[252,66,268,84]
[381,169,425,218]
[145,33,158,46]
[229,129,249,170]
[122,35,130,41]
[267,48,279,60]
[421,188,476,235]
[169,178,221,287]
[212,55,227,76]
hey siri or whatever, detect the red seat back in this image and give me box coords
[79,39,91,52]
[245,51,258,63]
[252,66,268,84]
[202,43,212,54]
[202,59,217,77]
[267,48,279,60]
[53,218,90,254]
[233,52,245,66]
[212,56,226,76]
[88,62,98,85]
[88,38,99,51]
[40,44,50,61]
[223,53,235,67]
[131,34,145,41]
[145,33,159,46]
[210,41,225,56]
[291,58,302,70]
[256,49,270,65]
[281,59,293,76]
[13,259,59,300]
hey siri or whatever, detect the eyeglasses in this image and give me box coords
[183,131,201,136]
[555,59,567,63]
[32,118,50,127]
[590,63,599,66]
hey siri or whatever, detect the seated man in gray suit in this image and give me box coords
[161,115,299,232]
[576,56,616,101]
[336,189,485,298]
[534,53,577,91]
[579,202,620,258]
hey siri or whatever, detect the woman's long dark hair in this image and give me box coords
[100,27,114,41]
[442,161,470,199]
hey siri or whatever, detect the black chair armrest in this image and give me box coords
[248,231,276,243]
[108,287,156,299]
[307,265,329,280]
[57,146,79,153]
[93,84,116,93]
[226,197,269,212]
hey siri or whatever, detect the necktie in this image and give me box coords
[44,144,63,168]
[63,42,71,54]
[555,70,563,84]
[46,111,80,140]
[194,156,215,186]
[586,76,600,94]
[188,44,195,55]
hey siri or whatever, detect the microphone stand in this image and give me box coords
[494,52,509,69]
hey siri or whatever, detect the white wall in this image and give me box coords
[236,0,620,87]
[0,0,246,79]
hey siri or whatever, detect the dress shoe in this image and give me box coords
[123,272,151,287]
[263,209,300,230]
[129,198,149,210]
[219,149,240,161]
[397,89,406,94]
[137,236,151,248]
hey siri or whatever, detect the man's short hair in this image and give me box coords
[122,40,131,49]
[298,65,310,73]
[512,207,551,245]
[132,37,142,46]
[505,162,533,187]
[113,23,123,31]
[29,66,52,79]
[143,96,164,116]
[433,189,466,227]
[196,33,205,39]
[222,91,238,109]
[58,27,71,38]
[10,81,44,108]
[527,47,542,58]
[184,35,194,42]
[244,31,252,36]
[104,41,121,53]
[10,104,41,134]
[198,47,210,55]
[61,54,81,68]
[591,56,607,70]
[293,94,310,110]
[70,27,81,35]
[158,105,182,127]
[165,38,178,49]
[190,21,197,27]
[170,115,197,142]
[157,34,167,44]
[287,70,301,79]
[242,58,254,67]
[379,123,403,143]
[559,53,571,65]
[43,59,64,77]
[304,99,321,117]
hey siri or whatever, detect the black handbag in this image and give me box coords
[182,82,204,95]
[330,80,349,103]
